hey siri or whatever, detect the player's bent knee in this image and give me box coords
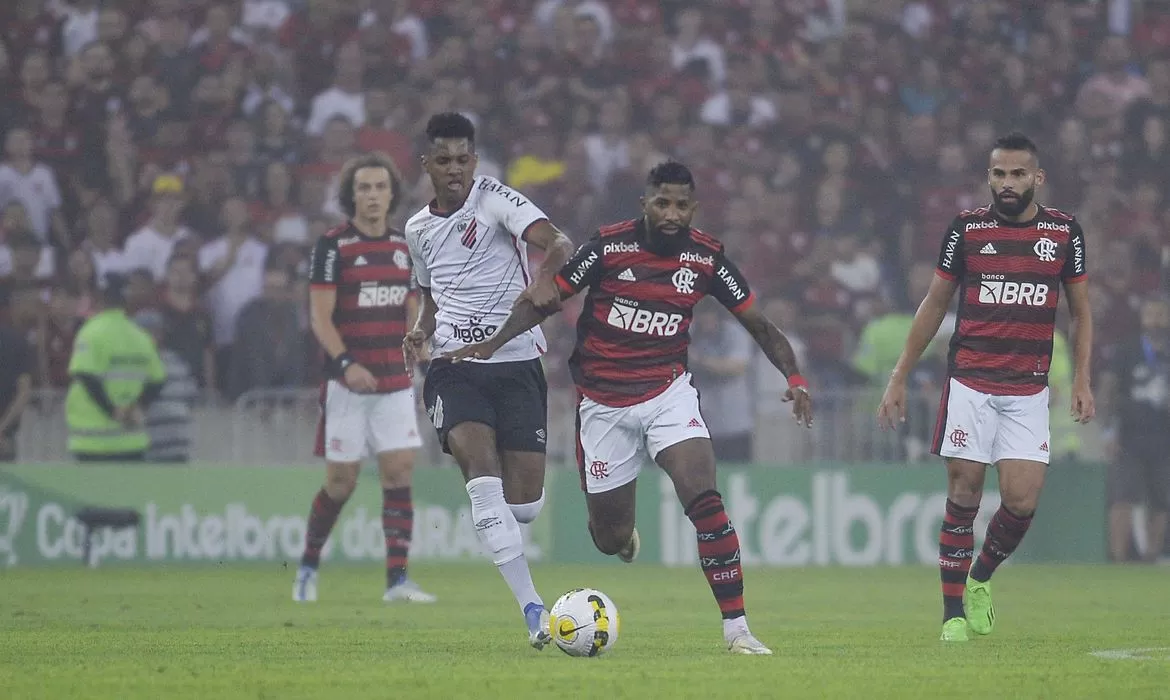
[589,520,632,556]
[508,489,545,524]
[324,463,360,501]
[1001,495,1039,518]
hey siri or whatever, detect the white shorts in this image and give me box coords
[576,373,710,494]
[315,380,422,462]
[932,378,1051,465]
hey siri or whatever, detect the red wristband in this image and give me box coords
[787,374,808,390]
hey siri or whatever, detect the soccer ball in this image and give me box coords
[549,588,620,657]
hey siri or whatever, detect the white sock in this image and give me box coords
[723,615,750,642]
[466,476,543,612]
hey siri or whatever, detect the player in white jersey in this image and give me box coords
[402,113,574,650]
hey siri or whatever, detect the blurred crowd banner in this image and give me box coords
[0,462,1105,569]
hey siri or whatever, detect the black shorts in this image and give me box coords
[423,358,548,454]
[1111,439,1170,511]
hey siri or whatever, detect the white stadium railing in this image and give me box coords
[11,386,1105,466]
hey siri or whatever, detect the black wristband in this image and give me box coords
[333,351,356,375]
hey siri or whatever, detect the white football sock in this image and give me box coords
[466,476,543,612]
[723,615,750,642]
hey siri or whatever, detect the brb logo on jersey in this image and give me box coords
[671,267,699,295]
[1034,237,1058,262]
[978,274,1050,306]
[607,298,683,337]
[358,283,409,307]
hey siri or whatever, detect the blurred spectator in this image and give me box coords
[1104,296,1170,563]
[691,301,755,462]
[198,196,267,390]
[33,286,79,388]
[670,6,725,88]
[78,199,125,281]
[306,41,366,137]
[227,263,305,400]
[0,126,67,247]
[160,254,215,392]
[0,314,32,461]
[122,174,194,280]
[1076,35,1150,124]
[253,161,309,246]
[135,308,197,463]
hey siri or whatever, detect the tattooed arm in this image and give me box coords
[731,303,813,427]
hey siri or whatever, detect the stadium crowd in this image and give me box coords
[0,1,1166,446]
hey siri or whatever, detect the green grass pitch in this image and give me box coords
[1,563,1168,699]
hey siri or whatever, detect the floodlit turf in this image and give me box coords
[1,563,1168,699]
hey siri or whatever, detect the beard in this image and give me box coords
[646,222,689,253]
[992,186,1035,217]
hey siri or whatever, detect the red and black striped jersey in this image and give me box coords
[309,222,415,393]
[554,218,756,408]
[935,204,1088,396]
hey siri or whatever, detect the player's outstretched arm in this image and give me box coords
[522,220,576,313]
[1064,279,1095,424]
[440,289,571,363]
[732,304,813,428]
[877,273,957,428]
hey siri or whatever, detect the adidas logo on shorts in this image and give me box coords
[688,418,703,428]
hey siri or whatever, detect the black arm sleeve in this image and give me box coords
[139,382,165,407]
[76,373,117,418]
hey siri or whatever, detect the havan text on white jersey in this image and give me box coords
[405,176,549,363]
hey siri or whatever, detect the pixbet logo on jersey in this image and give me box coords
[604,242,640,255]
[678,251,714,266]
[357,283,409,307]
[978,278,1050,306]
[607,299,683,337]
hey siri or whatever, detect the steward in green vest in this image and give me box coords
[66,273,166,461]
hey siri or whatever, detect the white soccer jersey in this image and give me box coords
[405,176,548,363]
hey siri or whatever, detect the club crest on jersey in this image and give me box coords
[393,250,409,269]
[672,267,699,295]
[459,218,479,248]
[1034,237,1058,262]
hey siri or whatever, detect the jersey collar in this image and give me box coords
[991,203,1046,229]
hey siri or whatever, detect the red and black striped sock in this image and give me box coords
[969,505,1033,583]
[939,499,978,621]
[301,489,344,569]
[383,487,413,586]
[685,490,745,620]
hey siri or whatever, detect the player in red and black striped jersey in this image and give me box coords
[294,154,435,604]
[444,162,813,655]
[878,133,1096,642]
